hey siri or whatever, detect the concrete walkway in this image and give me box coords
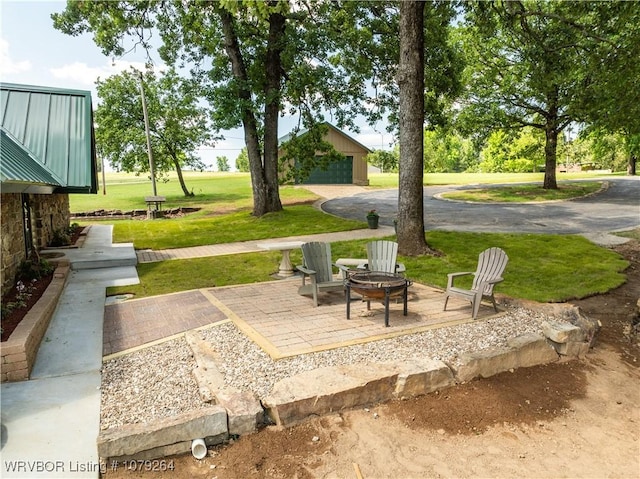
[1,225,138,479]
[136,226,395,263]
[0,222,394,478]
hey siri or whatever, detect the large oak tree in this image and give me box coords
[459,1,640,188]
[54,1,366,216]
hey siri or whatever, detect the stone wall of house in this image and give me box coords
[0,193,70,297]
[1,193,26,297]
[30,193,70,250]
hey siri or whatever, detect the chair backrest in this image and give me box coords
[301,242,335,283]
[366,240,399,273]
[472,247,509,294]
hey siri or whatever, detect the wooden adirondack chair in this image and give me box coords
[297,242,349,307]
[443,247,509,319]
[359,240,406,275]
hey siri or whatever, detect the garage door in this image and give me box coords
[302,156,353,184]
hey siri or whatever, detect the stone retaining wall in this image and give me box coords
[98,305,597,462]
[1,262,70,382]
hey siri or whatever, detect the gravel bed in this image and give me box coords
[100,339,211,430]
[100,307,553,431]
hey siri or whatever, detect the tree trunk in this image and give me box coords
[543,90,559,189]
[262,7,285,213]
[172,157,193,197]
[627,154,637,175]
[397,1,432,256]
[543,125,559,189]
[218,8,274,216]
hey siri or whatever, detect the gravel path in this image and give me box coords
[100,307,554,431]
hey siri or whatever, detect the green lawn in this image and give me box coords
[108,231,630,304]
[441,182,603,202]
[80,172,631,304]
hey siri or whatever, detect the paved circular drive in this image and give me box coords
[321,177,639,234]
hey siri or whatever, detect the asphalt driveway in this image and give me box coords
[321,177,639,234]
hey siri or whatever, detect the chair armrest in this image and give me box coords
[446,271,473,288]
[297,265,316,286]
[475,277,504,294]
[333,263,351,273]
[297,265,315,275]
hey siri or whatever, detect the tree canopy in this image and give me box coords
[458,0,640,187]
[95,67,214,196]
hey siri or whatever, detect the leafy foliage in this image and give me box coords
[234,148,249,173]
[216,156,230,172]
[278,123,346,184]
[457,1,640,186]
[95,68,214,196]
[366,149,399,173]
[423,127,476,173]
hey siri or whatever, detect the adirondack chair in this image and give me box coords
[359,240,406,275]
[297,242,349,307]
[443,247,509,319]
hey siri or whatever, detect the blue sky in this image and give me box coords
[0,1,391,168]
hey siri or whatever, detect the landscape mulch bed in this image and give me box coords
[1,225,84,342]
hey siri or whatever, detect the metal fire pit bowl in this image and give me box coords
[347,271,408,299]
[345,271,412,327]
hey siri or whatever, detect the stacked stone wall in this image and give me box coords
[1,193,70,297]
[31,193,70,250]
[1,193,26,296]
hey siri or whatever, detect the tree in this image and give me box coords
[459,1,640,188]
[478,127,544,173]
[397,1,431,256]
[365,149,399,173]
[572,2,640,175]
[235,148,249,173]
[329,1,461,255]
[53,1,377,216]
[216,156,230,172]
[423,127,476,173]
[95,68,213,196]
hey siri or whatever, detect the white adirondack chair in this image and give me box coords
[443,247,509,319]
[297,242,349,307]
[359,240,406,275]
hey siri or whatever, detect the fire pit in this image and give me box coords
[345,271,412,327]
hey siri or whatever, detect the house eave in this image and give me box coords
[0,181,56,194]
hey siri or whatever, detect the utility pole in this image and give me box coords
[138,72,157,197]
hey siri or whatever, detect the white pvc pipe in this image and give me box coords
[191,438,207,460]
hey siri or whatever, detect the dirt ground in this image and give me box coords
[104,240,639,479]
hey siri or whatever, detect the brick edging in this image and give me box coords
[1,262,70,382]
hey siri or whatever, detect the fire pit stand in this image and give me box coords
[345,271,412,327]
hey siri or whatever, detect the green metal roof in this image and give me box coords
[0,82,97,194]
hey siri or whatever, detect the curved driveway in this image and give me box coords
[321,177,639,234]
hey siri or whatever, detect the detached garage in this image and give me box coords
[278,122,370,185]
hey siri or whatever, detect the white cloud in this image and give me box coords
[0,38,32,74]
[50,61,106,85]
[50,59,159,87]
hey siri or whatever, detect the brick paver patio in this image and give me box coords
[103,278,501,359]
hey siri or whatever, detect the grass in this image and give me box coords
[368,171,620,188]
[441,182,602,203]
[71,172,317,213]
[616,229,640,241]
[105,206,365,250]
[108,231,630,304]
[81,172,630,304]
